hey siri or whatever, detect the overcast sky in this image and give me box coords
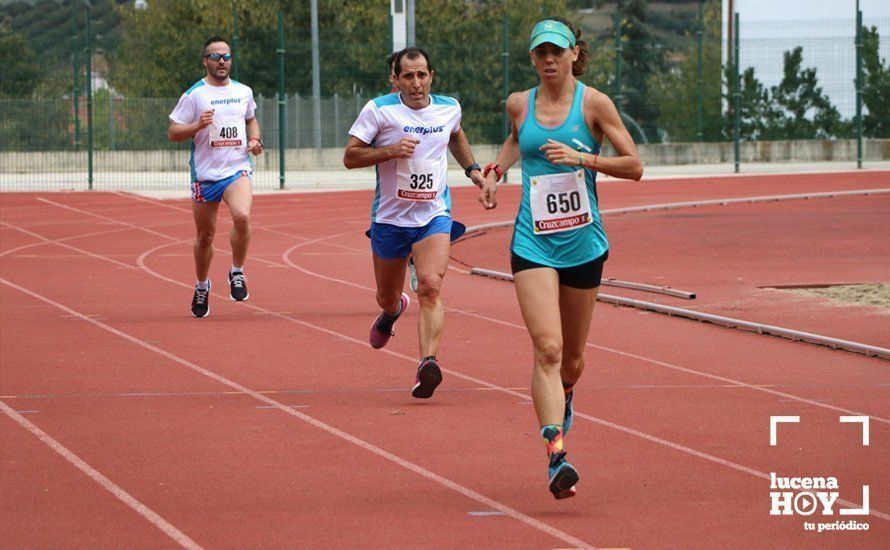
[733,0,889,21]
[726,0,890,35]
[721,0,889,118]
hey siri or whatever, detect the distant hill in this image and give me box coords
[4,0,705,71]
[2,0,123,68]
[574,1,702,55]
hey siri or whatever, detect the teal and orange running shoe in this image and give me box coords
[548,451,579,500]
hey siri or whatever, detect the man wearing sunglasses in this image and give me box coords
[169,36,263,318]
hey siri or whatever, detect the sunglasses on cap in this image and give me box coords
[205,53,232,62]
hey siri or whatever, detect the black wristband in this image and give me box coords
[464,162,481,178]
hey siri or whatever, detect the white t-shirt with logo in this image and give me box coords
[169,79,257,183]
[348,93,462,227]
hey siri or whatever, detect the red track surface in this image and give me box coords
[1,171,888,549]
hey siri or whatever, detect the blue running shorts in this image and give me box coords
[370,215,452,260]
[191,170,251,203]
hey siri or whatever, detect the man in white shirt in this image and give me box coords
[344,47,485,399]
[168,36,263,318]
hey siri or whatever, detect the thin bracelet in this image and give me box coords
[592,154,599,171]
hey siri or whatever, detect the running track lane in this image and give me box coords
[2,173,888,548]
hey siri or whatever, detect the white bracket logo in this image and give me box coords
[839,416,870,446]
[769,415,871,519]
[770,415,800,446]
[770,415,869,446]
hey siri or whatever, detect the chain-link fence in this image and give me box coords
[1,0,887,191]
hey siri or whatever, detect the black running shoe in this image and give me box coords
[548,451,579,500]
[191,283,211,318]
[228,271,249,301]
[411,356,443,399]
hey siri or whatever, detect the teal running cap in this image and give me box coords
[530,20,576,50]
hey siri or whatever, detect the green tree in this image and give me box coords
[860,25,890,138]
[418,0,572,142]
[613,0,663,142]
[0,23,41,98]
[649,0,722,142]
[725,47,843,141]
[764,47,841,139]
[722,64,780,140]
[110,0,289,98]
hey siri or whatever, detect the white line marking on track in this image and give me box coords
[36,193,890,420]
[0,277,596,549]
[0,222,135,269]
[278,233,890,425]
[31,195,890,523]
[0,400,203,549]
[37,197,290,269]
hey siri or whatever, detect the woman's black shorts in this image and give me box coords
[510,250,609,290]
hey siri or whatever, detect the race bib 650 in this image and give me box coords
[529,170,593,235]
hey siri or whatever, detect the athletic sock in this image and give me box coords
[196,279,210,291]
[230,265,243,275]
[421,355,436,363]
[386,297,404,319]
[541,424,564,456]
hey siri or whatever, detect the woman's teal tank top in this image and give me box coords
[511,81,609,267]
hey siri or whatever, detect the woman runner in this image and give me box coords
[479,17,643,499]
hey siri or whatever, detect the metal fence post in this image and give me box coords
[855,8,863,169]
[407,0,415,47]
[311,0,321,150]
[232,6,239,81]
[733,13,740,174]
[502,13,509,182]
[278,12,286,189]
[333,93,340,147]
[109,92,115,151]
[85,5,94,189]
[72,4,80,151]
[696,0,703,142]
[614,12,623,113]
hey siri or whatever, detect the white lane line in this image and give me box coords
[37,197,291,269]
[39,196,890,522]
[0,222,135,269]
[278,235,890,425]
[0,400,203,549]
[110,192,366,227]
[92,195,890,520]
[0,224,132,259]
[0,277,594,550]
[37,195,890,428]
